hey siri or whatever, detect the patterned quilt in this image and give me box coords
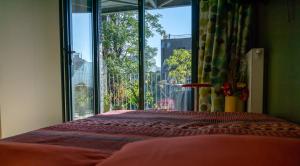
[4,110,300,154]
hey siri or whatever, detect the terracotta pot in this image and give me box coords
[225,96,245,112]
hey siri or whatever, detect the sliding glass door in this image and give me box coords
[71,0,94,120]
[61,0,198,121]
[61,0,95,120]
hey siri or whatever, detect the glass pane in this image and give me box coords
[145,0,192,111]
[71,0,94,119]
[99,0,139,113]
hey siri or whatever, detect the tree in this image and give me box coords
[165,49,192,84]
[101,11,165,109]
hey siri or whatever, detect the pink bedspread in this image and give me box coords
[3,111,300,155]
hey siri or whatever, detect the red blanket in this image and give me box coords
[0,142,109,166]
[98,135,300,166]
[3,111,300,155]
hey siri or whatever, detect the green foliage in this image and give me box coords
[102,11,165,108]
[125,80,139,108]
[165,49,192,84]
[74,83,93,116]
[104,93,111,113]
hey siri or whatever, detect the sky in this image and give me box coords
[147,6,191,67]
[72,6,191,66]
[72,13,93,62]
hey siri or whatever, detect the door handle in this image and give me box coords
[63,48,76,54]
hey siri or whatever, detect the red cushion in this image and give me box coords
[98,135,300,166]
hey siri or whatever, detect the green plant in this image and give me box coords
[165,49,191,84]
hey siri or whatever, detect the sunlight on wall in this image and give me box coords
[0,0,62,137]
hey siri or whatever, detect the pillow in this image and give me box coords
[98,135,300,166]
[0,142,109,166]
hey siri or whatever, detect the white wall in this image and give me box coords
[0,0,62,138]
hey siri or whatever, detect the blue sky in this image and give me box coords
[147,6,191,67]
[72,13,93,62]
[72,6,191,65]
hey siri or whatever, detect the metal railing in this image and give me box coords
[103,72,192,112]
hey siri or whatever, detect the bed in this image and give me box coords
[1,110,300,165]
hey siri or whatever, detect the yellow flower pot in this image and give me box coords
[225,96,245,112]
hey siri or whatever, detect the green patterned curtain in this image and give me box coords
[197,0,252,112]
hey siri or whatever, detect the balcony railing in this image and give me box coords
[72,71,192,120]
[103,72,192,112]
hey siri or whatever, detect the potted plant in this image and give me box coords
[222,82,249,112]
